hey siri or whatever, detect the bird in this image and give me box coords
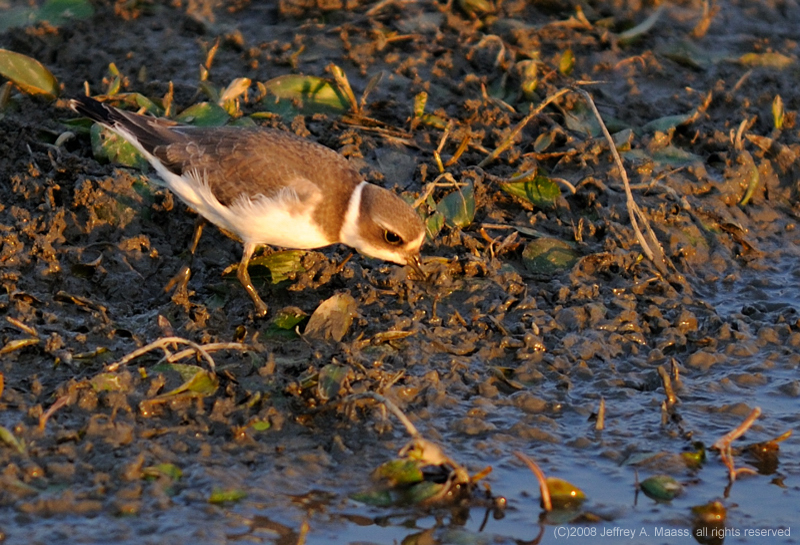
[69,95,426,316]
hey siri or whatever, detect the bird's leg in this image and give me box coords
[237,242,268,317]
[188,217,205,254]
[165,217,206,294]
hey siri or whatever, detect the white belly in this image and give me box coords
[114,125,337,249]
[160,168,333,249]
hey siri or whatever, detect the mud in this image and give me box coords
[1,0,800,543]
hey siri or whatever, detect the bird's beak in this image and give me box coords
[407,254,427,279]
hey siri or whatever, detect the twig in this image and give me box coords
[39,395,70,431]
[550,176,577,194]
[513,451,552,511]
[0,338,39,356]
[106,336,218,372]
[671,358,683,390]
[341,391,419,437]
[657,364,678,408]
[596,397,605,431]
[692,0,717,38]
[412,173,463,208]
[575,88,670,278]
[6,316,37,337]
[337,391,468,481]
[478,87,570,168]
[167,342,250,363]
[296,520,309,545]
[365,0,413,16]
[712,407,761,483]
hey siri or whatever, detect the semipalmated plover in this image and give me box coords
[70,96,425,316]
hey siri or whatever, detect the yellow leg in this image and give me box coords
[165,218,206,294]
[237,242,268,317]
[188,219,205,254]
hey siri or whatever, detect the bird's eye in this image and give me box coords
[383,230,403,245]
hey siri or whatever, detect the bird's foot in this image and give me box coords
[165,264,192,294]
[251,297,268,318]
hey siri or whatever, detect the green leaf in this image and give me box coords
[425,211,445,240]
[208,488,246,504]
[650,144,703,167]
[559,49,575,76]
[402,481,446,505]
[151,363,207,382]
[175,102,230,127]
[613,128,634,151]
[773,95,785,130]
[60,117,94,134]
[0,9,37,32]
[177,369,218,396]
[546,477,586,509]
[522,238,580,275]
[260,74,349,116]
[413,92,447,128]
[304,293,357,342]
[350,489,394,507]
[142,463,183,481]
[617,6,664,45]
[413,92,428,118]
[533,130,555,153]
[640,475,683,501]
[154,367,219,398]
[220,77,250,100]
[248,250,306,284]
[681,443,706,469]
[520,59,539,101]
[660,39,716,69]
[562,99,601,137]
[0,0,93,31]
[691,500,727,524]
[272,307,307,330]
[621,452,663,466]
[641,113,692,133]
[90,124,149,170]
[499,176,560,209]
[436,182,475,229]
[739,52,793,69]
[124,93,164,116]
[0,49,59,100]
[316,364,350,401]
[71,345,111,361]
[373,459,424,487]
[418,112,448,129]
[250,420,271,432]
[38,0,94,25]
[260,307,307,341]
[0,425,25,454]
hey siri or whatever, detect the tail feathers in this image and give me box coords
[69,95,119,126]
[69,95,184,158]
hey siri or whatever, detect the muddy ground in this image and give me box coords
[1,0,800,543]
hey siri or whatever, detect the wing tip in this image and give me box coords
[69,95,115,125]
